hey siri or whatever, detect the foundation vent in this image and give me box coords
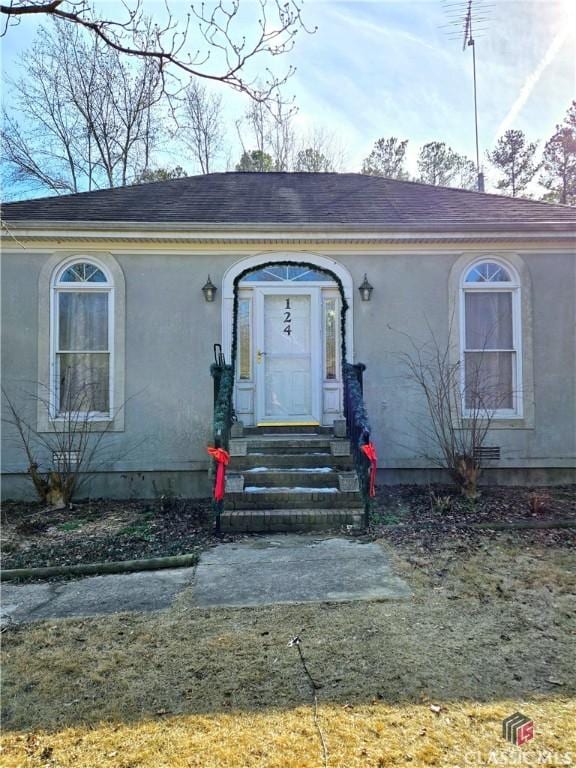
[53,451,79,469]
[474,446,501,461]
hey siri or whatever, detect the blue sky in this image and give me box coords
[1,0,575,194]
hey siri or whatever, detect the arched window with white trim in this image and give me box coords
[461,259,522,416]
[52,259,113,416]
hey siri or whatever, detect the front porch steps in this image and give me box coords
[220,508,364,533]
[222,425,365,532]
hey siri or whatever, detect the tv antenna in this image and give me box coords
[440,0,492,191]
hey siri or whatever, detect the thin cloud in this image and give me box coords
[493,28,569,141]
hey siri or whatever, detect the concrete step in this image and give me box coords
[230,435,350,455]
[231,453,353,470]
[241,469,339,488]
[220,509,364,533]
[227,490,364,510]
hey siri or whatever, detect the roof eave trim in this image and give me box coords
[2,219,575,235]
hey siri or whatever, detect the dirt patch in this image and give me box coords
[1,498,226,570]
[1,530,574,766]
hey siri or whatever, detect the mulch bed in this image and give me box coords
[1,497,227,571]
[370,484,576,550]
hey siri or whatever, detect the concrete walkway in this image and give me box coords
[189,534,411,608]
[1,535,410,625]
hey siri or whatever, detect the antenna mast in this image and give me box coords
[441,0,491,192]
[464,0,483,190]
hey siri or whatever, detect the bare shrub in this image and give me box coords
[396,323,511,499]
[2,378,125,509]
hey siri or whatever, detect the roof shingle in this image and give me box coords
[3,172,575,230]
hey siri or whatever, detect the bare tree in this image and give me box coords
[236,96,296,171]
[294,126,345,172]
[0,0,314,103]
[2,379,126,508]
[2,20,166,194]
[181,81,224,174]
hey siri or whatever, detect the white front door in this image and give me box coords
[255,288,320,424]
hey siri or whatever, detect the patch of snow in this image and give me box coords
[245,467,333,473]
[244,486,339,494]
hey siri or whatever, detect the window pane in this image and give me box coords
[294,268,332,282]
[60,263,107,283]
[465,262,511,283]
[465,352,513,410]
[243,268,282,282]
[465,292,513,350]
[59,293,108,351]
[238,298,251,380]
[242,266,333,283]
[324,298,337,380]
[58,353,110,413]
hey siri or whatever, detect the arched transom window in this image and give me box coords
[242,266,333,282]
[52,259,112,416]
[461,259,521,416]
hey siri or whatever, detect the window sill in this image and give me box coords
[39,414,124,433]
[460,417,533,430]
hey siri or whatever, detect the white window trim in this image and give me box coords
[37,251,125,433]
[51,257,114,421]
[459,257,523,419]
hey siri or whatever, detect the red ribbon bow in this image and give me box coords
[207,447,230,501]
[361,442,378,497]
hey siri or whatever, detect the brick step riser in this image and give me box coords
[242,472,340,488]
[227,493,364,510]
[231,454,354,469]
[221,513,364,533]
[239,438,338,450]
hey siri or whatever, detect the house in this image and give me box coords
[2,173,575,528]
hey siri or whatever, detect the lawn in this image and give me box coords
[1,526,575,767]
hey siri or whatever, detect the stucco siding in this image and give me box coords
[2,244,574,499]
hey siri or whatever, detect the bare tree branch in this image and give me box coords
[1,0,315,103]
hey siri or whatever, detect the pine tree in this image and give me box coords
[361,137,409,179]
[416,142,476,189]
[487,129,539,197]
[540,102,576,205]
[235,150,274,172]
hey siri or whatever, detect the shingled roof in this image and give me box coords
[3,172,576,231]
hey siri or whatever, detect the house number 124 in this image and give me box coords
[283,298,292,336]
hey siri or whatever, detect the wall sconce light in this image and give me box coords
[358,273,373,302]
[202,275,217,302]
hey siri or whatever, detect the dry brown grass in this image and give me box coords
[2,533,575,767]
[2,699,575,768]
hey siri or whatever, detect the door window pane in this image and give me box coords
[59,293,108,351]
[324,298,337,379]
[58,353,110,413]
[238,298,251,380]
